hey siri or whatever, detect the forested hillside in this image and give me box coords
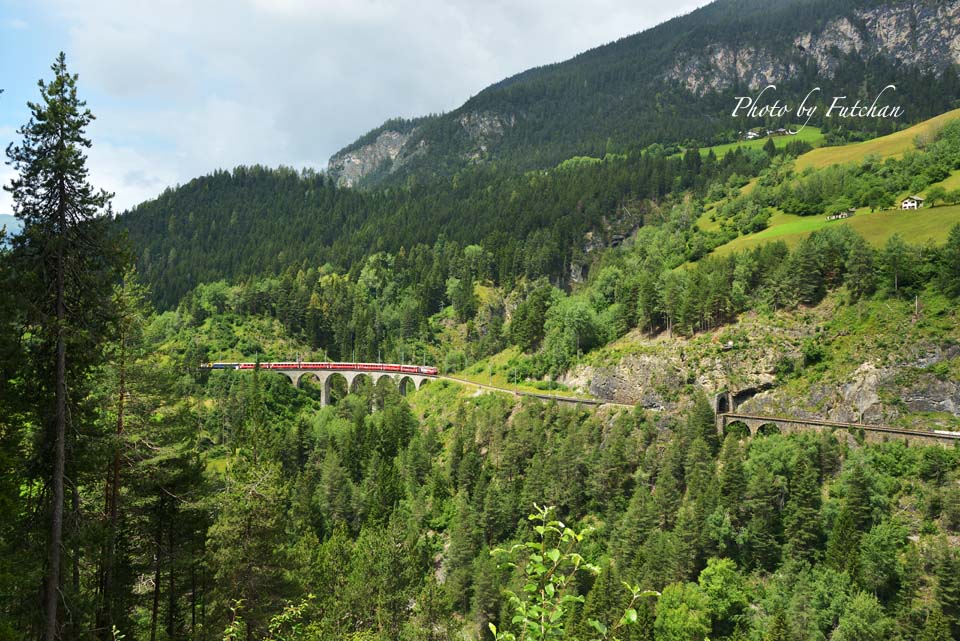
[121,146,766,309]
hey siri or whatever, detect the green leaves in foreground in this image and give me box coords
[489,504,658,641]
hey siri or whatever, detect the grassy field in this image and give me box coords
[794,107,960,171]
[693,126,823,160]
[711,205,960,256]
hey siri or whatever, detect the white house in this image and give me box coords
[901,196,925,210]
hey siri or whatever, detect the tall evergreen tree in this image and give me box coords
[845,237,877,302]
[825,506,861,576]
[743,465,782,571]
[5,53,121,641]
[881,234,914,294]
[919,605,953,641]
[845,463,874,533]
[718,435,746,525]
[575,561,624,641]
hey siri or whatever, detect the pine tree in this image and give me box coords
[935,547,960,638]
[628,600,656,641]
[783,454,822,562]
[825,506,860,576]
[653,446,684,530]
[683,438,718,518]
[743,465,782,571]
[611,484,658,573]
[471,551,501,638]
[763,137,777,157]
[95,270,153,638]
[882,234,914,294]
[445,491,479,611]
[686,392,719,453]
[845,463,874,532]
[209,459,294,638]
[765,611,788,641]
[5,52,121,641]
[576,561,624,641]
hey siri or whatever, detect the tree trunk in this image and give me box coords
[167,518,176,639]
[190,560,197,639]
[150,497,164,641]
[97,329,125,639]
[43,195,68,641]
[71,483,80,641]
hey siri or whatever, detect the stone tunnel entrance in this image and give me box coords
[715,393,730,414]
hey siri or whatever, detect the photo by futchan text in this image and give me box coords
[732,84,905,133]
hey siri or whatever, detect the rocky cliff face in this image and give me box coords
[458,111,515,161]
[561,308,806,411]
[327,129,418,188]
[327,110,514,186]
[668,1,960,95]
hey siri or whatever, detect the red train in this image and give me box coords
[204,362,439,375]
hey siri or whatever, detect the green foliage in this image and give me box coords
[919,605,953,641]
[831,591,895,641]
[939,224,960,297]
[490,505,651,641]
[698,558,748,637]
[653,582,710,641]
[3,52,127,641]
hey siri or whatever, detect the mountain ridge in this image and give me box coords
[329,0,960,188]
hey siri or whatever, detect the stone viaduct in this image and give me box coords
[717,412,960,447]
[203,363,435,407]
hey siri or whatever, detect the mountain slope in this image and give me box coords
[329,0,960,187]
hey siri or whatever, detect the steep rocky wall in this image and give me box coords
[327,129,416,188]
[668,1,960,95]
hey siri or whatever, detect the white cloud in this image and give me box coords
[16,0,706,210]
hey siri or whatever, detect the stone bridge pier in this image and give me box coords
[274,369,431,406]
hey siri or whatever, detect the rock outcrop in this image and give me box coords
[561,302,960,430]
[459,111,514,161]
[327,129,417,188]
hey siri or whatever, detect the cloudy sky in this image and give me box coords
[0,0,706,214]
